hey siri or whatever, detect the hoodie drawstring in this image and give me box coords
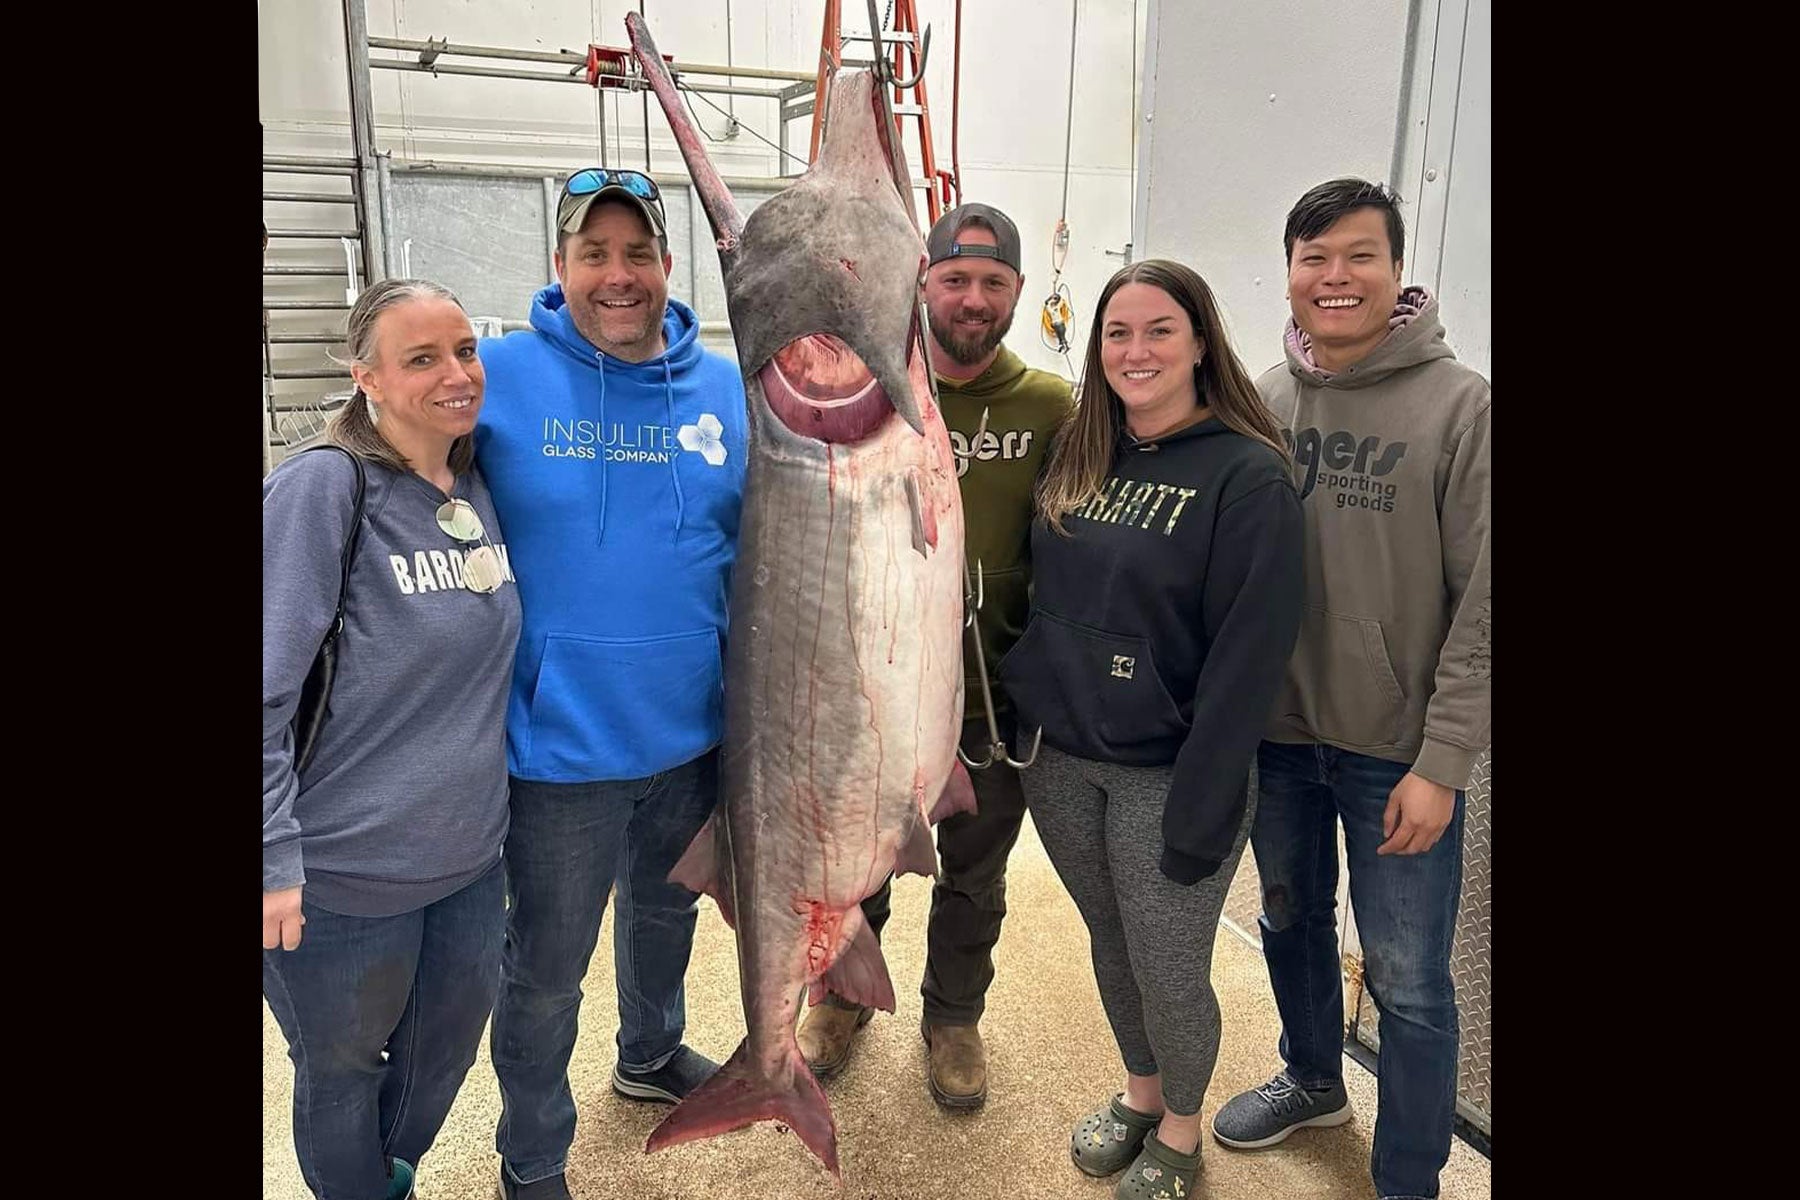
[664,358,685,537]
[596,353,609,546]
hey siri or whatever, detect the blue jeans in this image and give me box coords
[490,751,719,1183]
[263,860,506,1200]
[1253,741,1465,1200]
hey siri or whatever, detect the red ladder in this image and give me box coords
[809,0,958,227]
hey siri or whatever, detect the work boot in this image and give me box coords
[922,1020,988,1109]
[796,995,873,1078]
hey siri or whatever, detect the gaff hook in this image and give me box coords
[1001,725,1044,770]
[886,25,931,89]
[956,554,1041,772]
[949,407,991,463]
[863,2,930,97]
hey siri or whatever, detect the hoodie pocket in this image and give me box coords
[1279,606,1406,749]
[997,610,1188,759]
[524,629,722,779]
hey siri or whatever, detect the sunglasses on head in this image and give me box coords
[563,168,661,206]
[436,499,508,595]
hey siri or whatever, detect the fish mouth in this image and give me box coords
[760,333,923,443]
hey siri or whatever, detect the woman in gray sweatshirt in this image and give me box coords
[262,279,522,1200]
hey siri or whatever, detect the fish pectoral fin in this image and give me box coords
[811,904,897,1013]
[905,468,938,557]
[668,815,736,928]
[645,1038,842,1180]
[926,759,979,825]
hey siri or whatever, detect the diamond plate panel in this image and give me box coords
[1355,750,1491,1136]
[1222,834,1265,945]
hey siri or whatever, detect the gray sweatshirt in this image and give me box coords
[262,447,522,916]
[1257,288,1491,791]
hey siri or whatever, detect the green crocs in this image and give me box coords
[386,1156,416,1200]
[1114,1131,1200,1200]
[1070,1094,1161,1178]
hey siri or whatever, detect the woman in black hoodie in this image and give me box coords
[997,260,1303,1198]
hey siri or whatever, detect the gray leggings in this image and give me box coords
[1021,742,1254,1115]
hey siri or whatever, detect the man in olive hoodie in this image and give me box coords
[1211,179,1489,1200]
[795,203,1073,1109]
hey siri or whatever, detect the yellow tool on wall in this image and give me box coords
[1040,217,1074,357]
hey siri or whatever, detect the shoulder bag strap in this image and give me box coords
[299,444,367,645]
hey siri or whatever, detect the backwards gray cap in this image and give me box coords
[925,202,1022,274]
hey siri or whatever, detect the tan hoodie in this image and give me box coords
[1257,287,1490,790]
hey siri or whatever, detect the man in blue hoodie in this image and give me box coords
[474,168,748,1200]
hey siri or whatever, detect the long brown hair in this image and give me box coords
[1035,259,1287,534]
[324,278,477,476]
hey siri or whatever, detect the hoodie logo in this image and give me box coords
[1111,655,1136,679]
[949,427,1035,478]
[1283,426,1407,512]
[1070,476,1200,536]
[541,415,728,466]
[677,414,729,466]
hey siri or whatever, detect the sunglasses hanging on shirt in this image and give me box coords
[436,499,507,595]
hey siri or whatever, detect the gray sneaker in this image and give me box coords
[1211,1071,1352,1149]
[610,1044,719,1104]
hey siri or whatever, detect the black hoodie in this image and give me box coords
[997,416,1304,883]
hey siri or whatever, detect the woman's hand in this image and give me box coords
[263,886,306,950]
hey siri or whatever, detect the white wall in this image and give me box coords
[1136,0,1490,379]
[260,0,1152,381]
[1131,1,1492,1108]
[1397,0,1490,379]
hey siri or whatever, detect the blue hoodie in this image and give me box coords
[475,286,748,783]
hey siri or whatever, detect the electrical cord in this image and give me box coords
[1038,1,1081,378]
[683,87,729,141]
[682,84,812,169]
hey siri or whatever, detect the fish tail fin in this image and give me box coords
[646,1038,840,1179]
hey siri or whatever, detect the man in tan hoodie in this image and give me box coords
[1210,178,1489,1200]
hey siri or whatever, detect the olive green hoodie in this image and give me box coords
[937,345,1073,715]
[1257,287,1490,790]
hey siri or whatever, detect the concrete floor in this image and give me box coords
[264,819,1491,1199]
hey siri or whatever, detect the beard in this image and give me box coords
[929,305,1016,366]
[569,291,664,359]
